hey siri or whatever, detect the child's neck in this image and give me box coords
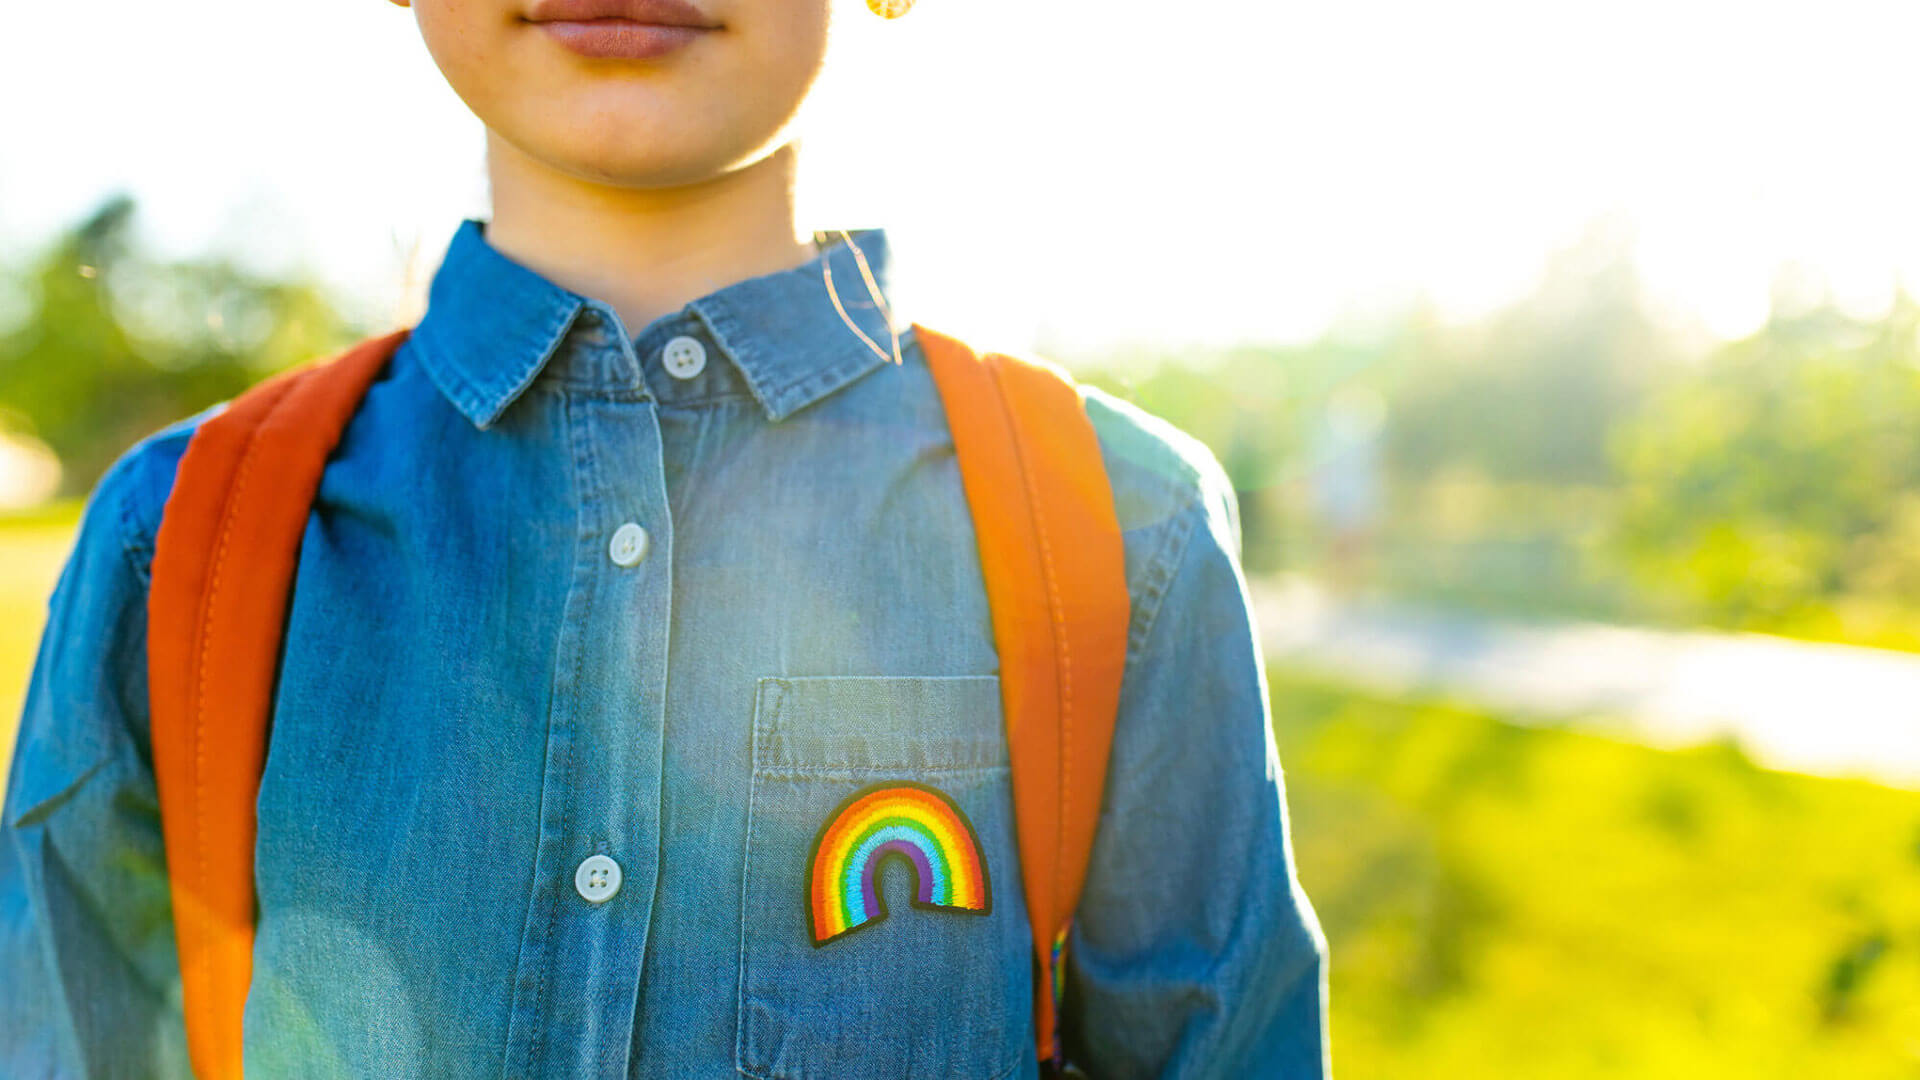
[482,131,818,339]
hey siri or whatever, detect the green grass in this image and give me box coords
[4,516,1919,1075]
[0,499,82,759]
[1274,668,1920,1077]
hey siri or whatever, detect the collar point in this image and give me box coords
[753,387,796,424]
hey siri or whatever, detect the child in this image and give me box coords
[0,0,1328,1075]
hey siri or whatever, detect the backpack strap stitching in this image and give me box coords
[181,368,305,1006]
[985,354,1074,913]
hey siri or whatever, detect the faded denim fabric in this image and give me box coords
[0,218,1329,1078]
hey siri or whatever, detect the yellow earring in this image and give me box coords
[867,0,914,17]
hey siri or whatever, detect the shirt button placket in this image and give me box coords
[506,379,672,1078]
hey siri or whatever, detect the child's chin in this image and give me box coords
[511,108,796,189]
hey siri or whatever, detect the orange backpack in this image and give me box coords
[147,321,1130,1078]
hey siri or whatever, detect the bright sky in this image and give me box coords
[3,0,1918,356]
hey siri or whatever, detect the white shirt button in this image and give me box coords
[661,335,707,380]
[575,854,622,903]
[609,522,650,567]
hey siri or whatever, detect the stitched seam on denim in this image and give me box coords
[736,1035,1022,1080]
[100,441,176,815]
[411,329,494,428]
[500,384,559,1080]
[556,394,600,1068]
[415,298,579,428]
[535,354,641,396]
[750,764,1011,778]
[689,302,900,422]
[481,300,581,428]
[527,384,651,408]
[749,671,1008,772]
[770,674,1001,686]
[738,677,1025,1080]
[654,392,762,410]
[547,306,643,394]
[1124,499,1202,673]
[737,1046,773,1079]
[538,377,651,397]
[549,387,653,404]
[519,392,592,1075]
[768,351,887,416]
[530,382,762,410]
[735,679,776,1077]
[115,465,156,591]
[688,302,778,420]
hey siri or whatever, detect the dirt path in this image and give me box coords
[1250,575,1920,790]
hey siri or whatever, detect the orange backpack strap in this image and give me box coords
[148,327,408,1079]
[914,322,1132,1067]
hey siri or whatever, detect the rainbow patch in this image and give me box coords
[806,781,992,946]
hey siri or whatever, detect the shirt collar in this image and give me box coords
[410,217,904,429]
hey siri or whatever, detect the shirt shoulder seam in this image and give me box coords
[114,474,155,592]
[1123,494,1205,671]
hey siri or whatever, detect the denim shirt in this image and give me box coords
[0,218,1329,1079]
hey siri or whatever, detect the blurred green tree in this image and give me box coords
[0,193,361,497]
[1385,221,1674,488]
[1607,295,1920,642]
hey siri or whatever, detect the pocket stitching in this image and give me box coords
[752,764,1009,779]
[737,674,1026,1080]
[750,675,1008,774]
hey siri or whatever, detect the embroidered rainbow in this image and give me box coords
[806,781,992,945]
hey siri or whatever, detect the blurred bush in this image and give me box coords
[0,193,361,498]
[1608,299,1920,648]
[1075,225,1920,650]
[1272,666,1920,1078]
[13,198,1920,650]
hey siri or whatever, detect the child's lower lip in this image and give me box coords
[537,19,708,60]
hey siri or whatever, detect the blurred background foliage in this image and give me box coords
[12,192,1920,654]
[1071,225,1920,653]
[5,196,1920,1075]
[0,193,360,499]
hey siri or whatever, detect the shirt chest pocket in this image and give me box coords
[738,675,1032,1080]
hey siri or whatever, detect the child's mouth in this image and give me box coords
[535,19,711,61]
[523,0,721,61]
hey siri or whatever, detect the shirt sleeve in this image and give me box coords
[0,450,194,1077]
[1061,467,1330,1077]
